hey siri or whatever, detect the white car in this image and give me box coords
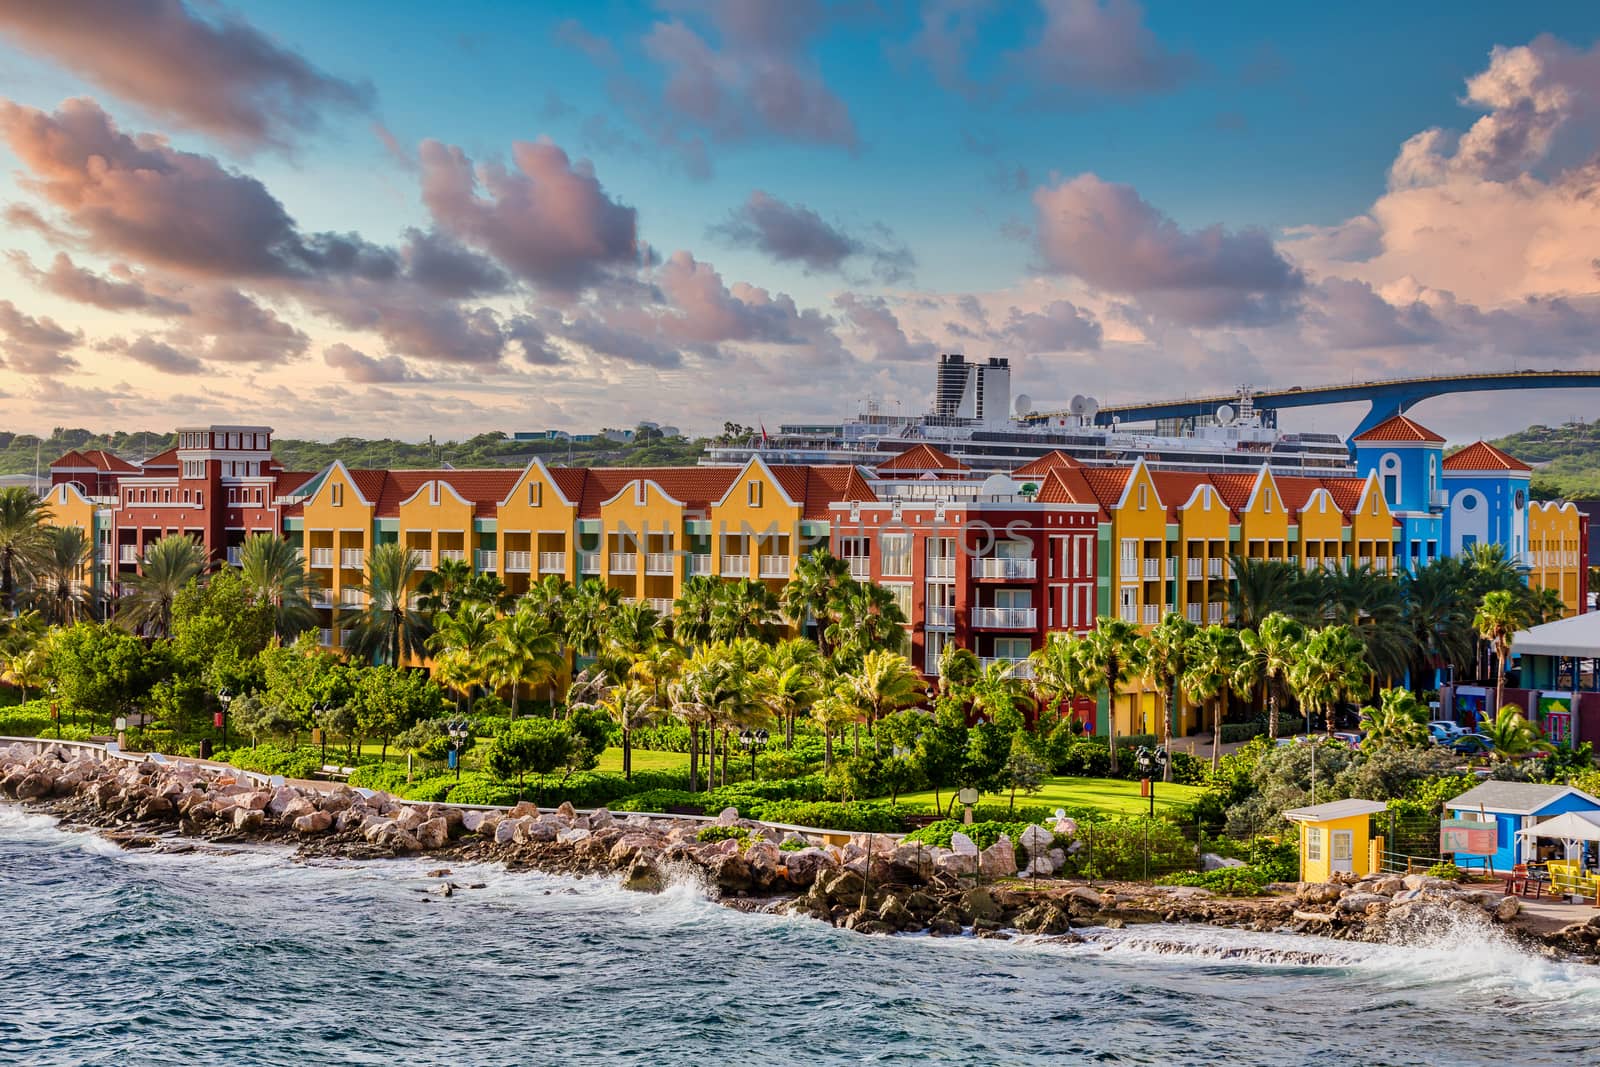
[1429,720,1466,741]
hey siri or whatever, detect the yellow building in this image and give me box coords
[40,480,110,607]
[1528,501,1585,616]
[1283,798,1388,882]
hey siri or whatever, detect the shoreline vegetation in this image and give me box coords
[8,740,1600,963]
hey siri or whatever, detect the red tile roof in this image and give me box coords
[1012,450,1084,477]
[50,448,140,473]
[876,443,968,472]
[1442,441,1533,473]
[1319,476,1370,514]
[1351,414,1445,443]
[1207,473,1260,512]
[1077,467,1132,509]
[1033,468,1106,514]
[140,446,179,470]
[1150,471,1223,519]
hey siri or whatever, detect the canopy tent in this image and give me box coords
[1514,810,1600,843]
[1510,612,1600,658]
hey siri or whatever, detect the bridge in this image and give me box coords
[1027,370,1600,439]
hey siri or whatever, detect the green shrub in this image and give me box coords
[1426,861,1464,881]
[904,818,1026,851]
[398,776,460,802]
[444,775,524,806]
[1157,867,1270,896]
[1244,837,1298,882]
[611,788,705,813]
[213,744,323,780]
[779,837,809,851]
[1060,816,1197,881]
[1220,722,1264,744]
[741,799,909,833]
[0,700,61,738]
[695,826,749,844]
[348,763,410,793]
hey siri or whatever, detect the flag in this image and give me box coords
[760,422,769,447]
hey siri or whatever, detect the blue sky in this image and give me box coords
[0,1,1597,442]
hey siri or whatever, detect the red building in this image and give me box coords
[49,448,139,498]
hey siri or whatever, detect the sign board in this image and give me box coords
[1440,818,1497,855]
[1538,695,1572,745]
[114,717,127,732]
[957,787,979,806]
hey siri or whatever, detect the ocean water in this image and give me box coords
[3,804,1597,1067]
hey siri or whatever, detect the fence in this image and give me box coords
[1377,811,1448,875]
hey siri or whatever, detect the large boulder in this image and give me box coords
[232,807,265,833]
[16,773,53,800]
[589,808,615,830]
[712,852,753,895]
[416,818,449,850]
[622,858,665,894]
[1014,903,1072,935]
[782,847,835,888]
[494,818,520,845]
[961,887,1004,923]
[293,811,333,834]
[934,848,978,878]
[978,836,1018,879]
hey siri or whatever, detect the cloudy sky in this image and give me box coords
[0,1,1598,443]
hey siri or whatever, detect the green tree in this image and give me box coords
[824,582,907,667]
[1358,688,1432,750]
[809,688,855,772]
[486,604,565,716]
[341,543,432,668]
[563,579,622,664]
[843,649,925,756]
[0,486,49,614]
[237,532,319,639]
[917,697,970,814]
[1029,631,1090,730]
[712,578,781,643]
[966,658,1033,731]
[1227,556,1313,627]
[1139,612,1197,774]
[758,638,821,747]
[598,681,656,780]
[671,574,721,648]
[1075,616,1144,774]
[47,622,161,730]
[417,556,475,615]
[1002,730,1049,812]
[428,601,498,711]
[1,644,48,703]
[1477,704,1544,761]
[355,664,445,761]
[937,642,982,692]
[780,548,851,655]
[171,568,275,690]
[1474,589,1528,715]
[118,534,207,638]
[1182,625,1246,772]
[1289,625,1368,738]
[31,525,94,625]
[486,716,575,799]
[1236,612,1306,741]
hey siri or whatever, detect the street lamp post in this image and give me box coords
[49,680,59,740]
[216,687,233,750]
[738,728,769,782]
[1134,745,1169,819]
[311,700,331,766]
[447,720,470,780]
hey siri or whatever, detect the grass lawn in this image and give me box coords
[593,747,689,774]
[886,776,1206,817]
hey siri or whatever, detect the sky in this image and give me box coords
[1,1,1599,444]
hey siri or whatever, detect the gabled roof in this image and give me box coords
[1207,473,1259,512]
[1447,781,1600,816]
[876,443,968,472]
[772,464,878,517]
[140,446,180,470]
[1442,441,1532,473]
[272,470,316,496]
[1012,450,1085,477]
[1283,798,1388,822]
[1318,475,1370,515]
[1033,467,1104,513]
[1351,413,1445,443]
[1150,471,1226,520]
[50,448,139,473]
[1077,467,1132,509]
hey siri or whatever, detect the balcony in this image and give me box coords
[1185,603,1202,623]
[926,604,954,628]
[926,556,955,580]
[1207,559,1225,579]
[979,656,1034,680]
[318,628,334,647]
[758,555,790,578]
[845,556,870,579]
[309,547,334,568]
[971,606,1036,629]
[339,589,367,606]
[311,591,334,609]
[339,548,364,570]
[475,550,496,571]
[412,549,433,570]
[578,551,600,573]
[972,556,1036,580]
[722,554,750,577]
[646,597,675,615]
[119,546,139,565]
[687,554,713,576]
[1359,556,1372,569]
[645,552,676,576]
[1120,560,1138,580]
[1208,603,1225,624]
[1143,604,1160,625]
[1120,604,1137,623]
[609,552,638,575]
[525,550,554,573]
[1186,558,1203,580]
[226,547,242,566]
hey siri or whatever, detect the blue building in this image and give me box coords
[1439,441,1532,561]
[1350,414,1445,574]
[1445,781,1600,871]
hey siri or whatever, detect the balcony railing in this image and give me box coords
[339,548,364,569]
[1120,559,1138,580]
[972,557,1036,580]
[1185,603,1202,623]
[1143,604,1160,625]
[339,589,367,606]
[309,547,334,568]
[979,656,1034,680]
[722,554,750,577]
[972,606,1036,629]
[527,550,556,573]
[475,550,496,572]
[1120,604,1137,623]
[688,554,713,576]
[1208,603,1225,624]
[119,546,139,565]
[758,555,790,578]
[609,552,638,575]
[1207,559,1225,579]
[578,552,600,572]
[646,597,675,615]
[1186,558,1203,580]
[845,556,870,580]
[226,547,242,566]
[318,629,334,647]
[1359,556,1372,569]
[926,556,955,579]
[438,548,465,564]
[645,552,676,575]
[412,549,433,570]
[96,546,111,564]
[926,604,954,628]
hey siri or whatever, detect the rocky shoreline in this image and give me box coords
[6,741,1600,962]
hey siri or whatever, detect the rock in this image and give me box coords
[1064,886,1104,910]
[1372,876,1406,896]
[1401,874,1453,892]
[1292,909,1336,924]
[281,797,316,821]
[927,907,964,935]
[1495,896,1522,922]
[232,807,264,833]
[782,847,834,888]
[293,811,333,834]
[589,808,614,829]
[877,895,915,930]
[714,806,740,826]
[394,806,426,831]
[416,817,449,850]
[934,849,978,878]
[555,801,577,818]
[712,853,753,895]
[1202,853,1247,871]
[494,818,519,845]
[978,836,1018,879]
[462,810,488,833]
[961,887,1004,923]
[1338,892,1390,914]
[15,774,51,800]
[1298,882,1342,905]
[949,831,978,857]
[389,831,421,853]
[622,859,665,894]
[821,869,866,904]
[266,787,300,817]
[1019,824,1054,858]
[1015,903,1072,935]
[558,827,592,844]
[508,801,539,819]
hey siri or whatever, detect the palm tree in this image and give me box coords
[1289,625,1368,738]
[520,574,573,642]
[340,542,431,667]
[1474,589,1527,716]
[938,642,982,693]
[1320,563,1415,685]
[1462,542,1524,599]
[1029,631,1090,729]
[0,486,50,614]
[417,556,475,614]
[1182,624,1245,772]
[562,578,622,669]
[1477,704,1544,761]
[238,532,319,639]
[810,687,857,771]
[1138,613,1196,776]
[675,642,765,788]
[118,534,207,638]
[1358,688,1431,750]
[824,582,907,667]
[486,605,565,717]
[672,575,721,648]
[1401,558,1473,689]
[1526,585,1568,625]
[761,638,821,745]
[31,525,93,625]
[1,644,47,703]
[604,598,664,673]
[1075,616,1143,774]
[966,659,1033,729]
[1236,612,1305,740]
[1227,556,1312,626]
[712,578,780,643]
[780,548,851,654]
[599,681,657,779]
[629,641,684,711]
[459,571,513,613]
[428,601,498,709]
[844,649,925,756]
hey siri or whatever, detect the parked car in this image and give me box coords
[1332,731,1363,750]
[1452,733,1495,755]
[1429,720,1466,742]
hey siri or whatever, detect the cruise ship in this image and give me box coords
[701,354,1355,476]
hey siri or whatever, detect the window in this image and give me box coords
[195,491,202,506]
[331,483,344,507]
[1137,484,1148,510]
[883,582,913,619]
[528,482,542,507]
[1263,490,1272,514]
[1306,827,1323,863]
[255,489,263,504]
[747,480,763,506]
[879,533,913,577]
[1515,490,1526,509]
[1119,538,1137,579]
[1460,494,1478,512]
[1384,474,1398,503]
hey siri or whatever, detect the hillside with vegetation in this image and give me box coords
[1482,421,1600,500]
[0,426,706,476]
